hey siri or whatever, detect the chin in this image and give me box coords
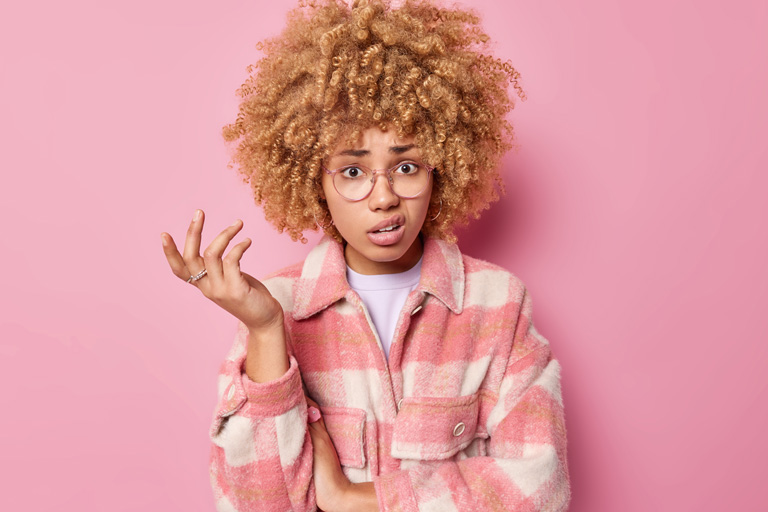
[364,245,409,262]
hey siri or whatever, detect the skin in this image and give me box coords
[322,126,433,275]
[160,212,289,383]
[160,125,432,511]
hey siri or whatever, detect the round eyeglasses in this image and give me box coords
[322,161,434,202]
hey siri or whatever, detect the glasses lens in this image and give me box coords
[331,163,430,200]
[333,166,373,201]
[391,163,429,198]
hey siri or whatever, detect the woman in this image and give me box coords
[161,0,570,510]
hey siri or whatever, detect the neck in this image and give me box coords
[344,235,423,275]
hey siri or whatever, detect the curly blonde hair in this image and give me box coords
[223,0,524,243]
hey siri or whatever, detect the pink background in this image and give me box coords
[1,0,766,510]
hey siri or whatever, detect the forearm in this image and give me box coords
[339,482,378,512]
[212,352,314,510]
[244,315,290,383]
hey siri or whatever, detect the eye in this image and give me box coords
[394,162,419,175]
[340,166,366,179]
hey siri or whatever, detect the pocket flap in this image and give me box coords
[391,393,480,460]
[321,406,367,469]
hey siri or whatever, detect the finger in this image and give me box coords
[203,219,243,281]
[308,424,323,452]
[241,271,265,291]
[308,423,321,449]
[183,209,205,263]
[305,397,326,429]
[308,419,328,437]
[222,238,252,281]
[161,232,192,280]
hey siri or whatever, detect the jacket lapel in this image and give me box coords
[417,238,465,314]
[291,235,465,321]
[292,236,350,320]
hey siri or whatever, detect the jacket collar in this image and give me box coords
[292,235,465,320]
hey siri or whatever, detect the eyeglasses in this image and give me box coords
[322,161,434,202]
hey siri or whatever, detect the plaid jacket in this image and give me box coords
[209,236,571,511]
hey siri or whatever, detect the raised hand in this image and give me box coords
[160,209,284,333]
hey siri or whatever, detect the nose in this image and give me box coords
[367,171,399,211]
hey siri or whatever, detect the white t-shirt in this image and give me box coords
[346,257,423,361]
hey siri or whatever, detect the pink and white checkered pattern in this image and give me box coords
[209,236,571,511]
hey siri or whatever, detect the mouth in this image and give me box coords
[367,215,407,246]
[372,224,402,234]
[368,215,406,234]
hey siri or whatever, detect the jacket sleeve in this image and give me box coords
[373,289,571,511]
[208,322,316,512]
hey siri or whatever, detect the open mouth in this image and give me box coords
[373,224,401,234]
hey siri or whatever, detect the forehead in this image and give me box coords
[331,125,417,153]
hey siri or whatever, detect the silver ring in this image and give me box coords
[186,268,207,283]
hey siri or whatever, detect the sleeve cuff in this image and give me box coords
[240,354,305,416]
[214,355,304,424]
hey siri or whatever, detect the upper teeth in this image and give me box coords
[377,225,399,233]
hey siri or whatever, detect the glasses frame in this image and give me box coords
[322,160,435,202]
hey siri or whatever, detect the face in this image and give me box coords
[322,126,433,275]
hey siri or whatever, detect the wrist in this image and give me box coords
[246,316,284,342]
[244,314,289,383]
[245,307,285,337]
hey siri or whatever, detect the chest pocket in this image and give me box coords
[391,391,485,461]
[320,406,367,468]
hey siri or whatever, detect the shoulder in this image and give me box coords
[261,260,304,315]
[459,250,527,310]
[262,260,304,282]
[458,249,551,358]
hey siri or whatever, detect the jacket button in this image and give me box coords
[397,398,403,410]
[453,422,465,437]
[410,305,423,315]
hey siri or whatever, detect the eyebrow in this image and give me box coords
[336,144,417,157]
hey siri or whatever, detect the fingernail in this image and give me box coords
[231,219,240,227]
[194,210,201,221]
[160,233,167,245]
[307,406,322,424]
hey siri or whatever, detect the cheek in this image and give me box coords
[321,178,352,231]
[321,178,341,215]
[417,182,434,217]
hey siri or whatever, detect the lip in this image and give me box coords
[368,214,406,234]
[366,214,406,246]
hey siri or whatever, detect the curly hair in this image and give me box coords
[223,0,525,243]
